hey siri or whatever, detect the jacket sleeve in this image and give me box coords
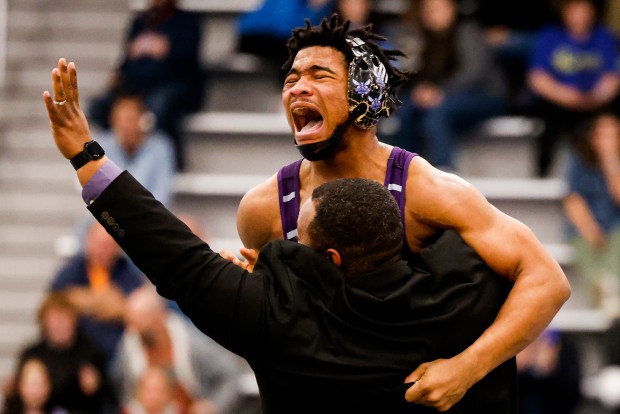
[87,171,264,356]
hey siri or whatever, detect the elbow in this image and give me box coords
[555,269,572,305]
[560,278,572,303]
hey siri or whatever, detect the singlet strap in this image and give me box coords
[384,147,416,222]
[277,148,416,244]
[277,159,303,241]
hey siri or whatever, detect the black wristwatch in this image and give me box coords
[70,140,105,170]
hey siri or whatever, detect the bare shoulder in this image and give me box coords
[237,174,283,250]
[405,157,492,231]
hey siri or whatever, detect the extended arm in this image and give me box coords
[404,159,570,411]
[43,58,263,355]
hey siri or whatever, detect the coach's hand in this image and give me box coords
[404,357,472,412]
[220,248,258,272]
[43,58,107,185]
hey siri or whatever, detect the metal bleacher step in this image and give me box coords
[174,171,566,201]
[130,0,262,14]
[5,67,108,99]
[183,111,545,177]
[0,256,61,281]
[7,40,122,71]
[185,111,289,135]
[8,10,128,44]
[130,0,408,15]
[550,308,613,333]
[172,171,568,246]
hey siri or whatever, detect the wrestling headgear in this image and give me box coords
[295,36,393,161]
[346,37,392,129]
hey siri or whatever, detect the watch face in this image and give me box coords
[85,141,105,159]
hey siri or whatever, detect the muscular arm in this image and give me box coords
[44,59,264,356]
[404,158,570,410]
[237,176,284,250]
[527,69,584,109]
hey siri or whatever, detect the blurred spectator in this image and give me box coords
[517,329,582,414]
[121,366,184,414]
[99,93,175,207]
[2,358,68,414]
[389,0,507,170]
[112,286,243,414]
[563,112,620,315]
[473,0,556,109]
[527,0,620,177]
[333,0,379,30]
[606,0,620,36]
[237,0,334,70]
[88,0,204,171]
[10,292,117,414]
[49,222,145,364]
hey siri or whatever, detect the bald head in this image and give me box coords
[124,286,166,333]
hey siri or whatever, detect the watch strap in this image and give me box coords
[70,140,104,170]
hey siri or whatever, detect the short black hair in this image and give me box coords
[282,14,409,112]
[308,178,403,276]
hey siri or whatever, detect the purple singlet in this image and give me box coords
[277,147,417,242]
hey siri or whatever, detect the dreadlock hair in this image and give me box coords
[282,14,410,112]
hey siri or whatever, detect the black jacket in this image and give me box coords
[89,172,516,414]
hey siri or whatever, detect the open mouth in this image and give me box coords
[292,107,324,134]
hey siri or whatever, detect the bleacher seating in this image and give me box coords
[0,3,615,413]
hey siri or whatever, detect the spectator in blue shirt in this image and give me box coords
[237,0,334,70]
[89,0,203,171]
[98,93,175,208]
[50,222,145,364]
[527,0,620,176]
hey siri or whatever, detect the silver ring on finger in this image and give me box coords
[53,99,67,106]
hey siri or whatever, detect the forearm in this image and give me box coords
[591,74,620,104]
[564,194,605,243]
[86,172,261,352]
[528,71,576,105]
[458,259,569,384]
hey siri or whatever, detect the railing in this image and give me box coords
[0,0,7,85]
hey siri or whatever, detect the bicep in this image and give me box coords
[450,189,551,283]
[412,171,546,282]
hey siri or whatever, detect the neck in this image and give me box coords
[309,129,389,180]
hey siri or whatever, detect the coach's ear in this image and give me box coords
[324,248,341,267]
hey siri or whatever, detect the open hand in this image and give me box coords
[43,58,92,160]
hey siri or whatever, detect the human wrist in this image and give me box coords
[77,156,109,187]
[452,348,488,388]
